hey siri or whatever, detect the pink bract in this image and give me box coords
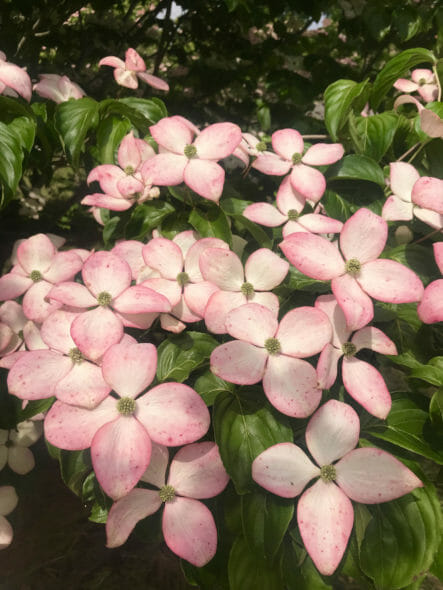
[252,400,423,575]
[33,74,85,103]
[99,48,169,91]
[0,53,32,101]
[417,242,443,324]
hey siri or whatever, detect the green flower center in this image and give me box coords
[159,484,176,503]
[124,165,135,175]
[97,291,112,306]
[292,152,302,164]
[117,397,136,416]
[184,144,197,159]
[69,347,84,364]
[345,258,361,276]
[256,141,267,152]
[30,270,43,282]
[320,464,337,483]
[418,78,427,86]
[264,337,281,355]
[342,342,357,357]
[176,272,190,287]
[240,282,254,297]
[287,209,299,221]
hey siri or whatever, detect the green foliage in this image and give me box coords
[156,331,218,382]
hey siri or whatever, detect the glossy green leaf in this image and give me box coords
[124,200,175,240]
[429,388,443,428]
[119,97,167,125]
[189,203,232,245]
[8,116,36,154]
[59,449,92,497]
[321,189,352,222]
[394,7,423,42]
[326,154,385,186]
[367,398,443,464]
[18,397,54,422]
[88,502,109,524]
[55,97,99,167]
[228,536,283,590]
[282,541,333,590]
[102,215,121,247]
[351,112,399,161]
[241,491,293,561]
[193,370,235,406]
[156,331,218,382]
[213,390,293,493]
[0,96,35,121]
[231,215,273,249]
[96,115,131,164]
[360,483,442,589]
[257,104,271,131]
[410,356,443,386]
[371,48,437,110]
[0,121,23,200]
[324,79,371,140]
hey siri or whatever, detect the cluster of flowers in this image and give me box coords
[0,49,440,575]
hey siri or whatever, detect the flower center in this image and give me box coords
[264,337,281,355]
[30,270,42,282]
[292,152,302,164]
[320,464,337,483]
[184,144,197,159]
[342,342,357,357]
[159,484,176,503]
[124,165,135,175]
[97,291,112,306]
[117,397,136,416]
[176,271,190,287]
[256,141,267,152]
[287,209,299,221]
[69,347,84,364]
[240,282,254,297]
[345,258,361,276]
[418,78,427,86]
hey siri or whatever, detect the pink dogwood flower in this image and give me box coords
[252,400,423,576]
[315,294,397,419]
[252,129,344,202]
[44,340,211,500]
[0,301,27,360]
[394,69,438,103]
[0,420,42,475]
[0,486,18,550]
[200,247,289,334]
[210,302,331,417]
[141,117,242,203]
[243,175,343,237]
[48,250,170,361]
[0,52,32,101]
[280,208,424,331]
[33,74,85,103]
[106,441,229,566]
[417,242,443,324]
[0,234,84,323]
[99,48,169,91]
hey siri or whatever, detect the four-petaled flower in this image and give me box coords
[99,48,169,91]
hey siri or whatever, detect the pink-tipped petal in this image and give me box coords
[272,129,304,161]
[137,383,210,446]
[71,307,124,362]
[141,153,186,186]
[342,357,392,419]
[7,350,71,400]
[302,143,344,166]
[168,442,229,498]
[413,207,443,230]
[252,442,319,497]
[263,355,322,418]
[412,177,443,214]
[316,344,343,390]
[184,159,225,202]
[331,274,374,331]
[92,416,152,500]
[226,303,278,346]
[382,195,414,221]
[48,282,97,308]
[140,443,169,488]
[163,497,217,566]
[276,175,305,214]
[112,240,144,280]
[102,342,157,398]
[340,208,387,264]
[210,340,268,385]
[297,214,343,234]
[184,282,218,317]
[55,361,111,408]
[40,309,77,354]
[136,71,170,91]
[142,238,183,279]
[22,281,62,323]
[417,279,443,323]
[252,154,292,176]
[0,62,32,101]
[199,249,244,290]
[193,122,242,160]
[184,237,228,283]
[336,448,423,503]
[314,294,351,347]
[277,306,332,358]
[298,480,354,576]
[99,56,126,69]
[290,165,326,202]
[81,193,132,212]
[280,233,345,280]
[306,399,360,465]
[17,234,55,274]
[390,162,419,202]
[434,242,443,274]
[83,251,131,299]
[0,273,32,301]
[243,203,286,227]
[150,117,193,154]
[203,290,246,334]
[351,326,397,355]
[393,78,418,92]
[245,249,289,290]
[358,259,424,303]
[112,285,171,314]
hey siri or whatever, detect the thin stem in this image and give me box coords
[412,228,442,245]
[302,134,328,139]
[407,140,429,164]
[433,64,442,102]
[396,142,421,162]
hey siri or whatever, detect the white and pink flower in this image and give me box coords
[99,48,169,91]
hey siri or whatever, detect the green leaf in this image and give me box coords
[0,121,23,200]
[213,390,293,494]
[59,449,92,497]
[351,112,399,161]
[321,189,352,222]
[102,215,121,247]
[189,203,232,245]
[220,197,252,216]
[360,484,442,589]
[286,266,330,293]
[430,534,443,579]
[125,200,175,240]
[0,96,35,121]
[18,397,54,421]
[429,387,443,428]
[8,116,36,154]
[118,97,167,125]
[410,356,443,386]
[324,79,371,140]
[228,536,283,590]
[371,48,437,110]
[156,331,218,382]
[241,491,294,561]
[96,116,131,164]
[394,7,423,42]
[55,97,99,167]
[326,154,385,186]
[231,215,273,250]
[366,398,443,464]
[89,502,109,524]
[193,370,235,406]
[282,541,333,590]
[257,104,271,131]
[381,243,438,285]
